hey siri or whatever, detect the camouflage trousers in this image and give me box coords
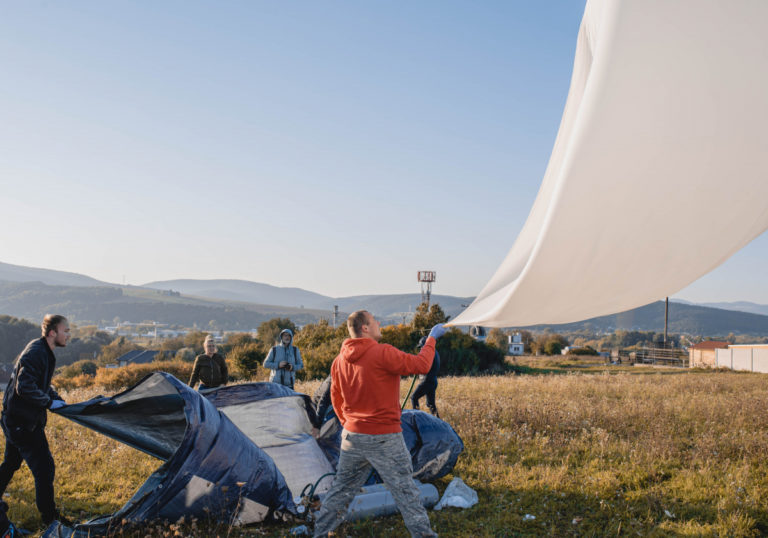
[312,430,436,537]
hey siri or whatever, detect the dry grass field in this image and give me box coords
[3,364,768,537]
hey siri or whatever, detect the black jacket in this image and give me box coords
[311,375,332,428]
[2,338,61,429]
[422,349,440,385]
[188,353,228,388]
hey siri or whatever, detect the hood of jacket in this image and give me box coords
[338,338,378,364]
[279,328,293,345]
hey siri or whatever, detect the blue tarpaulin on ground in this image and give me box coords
[45,373,463,536]
[48,373,295,537]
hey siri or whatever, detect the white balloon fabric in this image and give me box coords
[452,0,768,327]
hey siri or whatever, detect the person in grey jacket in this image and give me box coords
[0,314,69,526]
[263,329,303,389]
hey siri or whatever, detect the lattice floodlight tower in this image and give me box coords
[417,271,436,307]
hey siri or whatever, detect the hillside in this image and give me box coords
[0,261,113,287]
[143,278,333,309]
[2,262,768,336]
[0,281,331,329]
[143,279,473,319]
[530,300,768,336]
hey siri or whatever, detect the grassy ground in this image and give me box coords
[3,365,768,536]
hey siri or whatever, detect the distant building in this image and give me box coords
[469,326,486,342]
[713,344,768,373]
[688,340,730,368]
[508,333,524,356]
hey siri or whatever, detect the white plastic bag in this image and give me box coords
[433,477,478,510]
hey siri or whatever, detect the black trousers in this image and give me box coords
[0,416,56,523]
[411,379,438,411]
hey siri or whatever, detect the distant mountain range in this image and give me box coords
[143,279,473,319]
[0,261,112,287]
[673,299,768,317]
[2,261,768,336]
[526,300,768,336]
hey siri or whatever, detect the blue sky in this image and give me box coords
[1,1,766,302]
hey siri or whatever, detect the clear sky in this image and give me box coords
[1,1,766,302]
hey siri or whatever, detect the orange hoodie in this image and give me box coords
[330,336,436,435]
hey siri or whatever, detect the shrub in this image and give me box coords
[436,329,507,375]
[293,320,347,380]
[227,342,268,381]
[58,360,98,379]
[174,347,197,362]
[96,337,143,366]
[380,324,419,352]
[92,360,195,392]
[486,328,509,352]
[54,373,96,392]
[566,345,599,356]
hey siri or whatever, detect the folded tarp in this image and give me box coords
[452,0,768,327]
[401,410,464,481]
[51,373,295,537]
[202,382,336,498]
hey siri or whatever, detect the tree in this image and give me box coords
[412,303,450,334]
[225,333,255,348]
[96,336,142,365]
[380,324,419,352]
[544,334,569,355]
[486,328,508,353]
[0,315,40,365]
[183,330,211,352]
[293,320,347,380]
[257,318,297,347]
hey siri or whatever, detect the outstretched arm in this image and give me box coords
[381,338,436,376]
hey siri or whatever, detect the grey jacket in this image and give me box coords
[263,329,303,388]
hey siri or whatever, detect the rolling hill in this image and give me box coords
[2,261,768,336]
[0,261,113,287]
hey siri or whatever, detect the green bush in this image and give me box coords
[293,320,347,380]
[566,345,599,356]
[58,360,98,379]
[227,342,268,381]
[436,329,506,376]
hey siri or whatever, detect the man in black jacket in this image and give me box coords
[411,336,441,417]
[0,314,69,526]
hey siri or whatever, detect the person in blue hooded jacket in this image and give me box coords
[263,329,303,389]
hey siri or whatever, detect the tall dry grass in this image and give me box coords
[3,369,768,536]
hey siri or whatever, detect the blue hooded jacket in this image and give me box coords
[263,329,303,388]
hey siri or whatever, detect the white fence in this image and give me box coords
[715,348,768,373]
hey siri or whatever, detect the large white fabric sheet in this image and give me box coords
[452,0,768,327]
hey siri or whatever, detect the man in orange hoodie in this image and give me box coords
[312,310,446,538]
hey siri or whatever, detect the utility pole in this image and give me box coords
[332,305,339,328]
[664,296,669,347]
